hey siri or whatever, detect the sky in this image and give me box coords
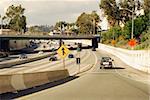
[0,0,108,29]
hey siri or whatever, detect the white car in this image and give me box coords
[38,51,44,54]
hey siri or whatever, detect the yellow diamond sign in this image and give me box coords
[57,44,70,59]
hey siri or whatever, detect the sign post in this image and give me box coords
[77,47,81,73]
[57,44,70,69]
[63,58,65,69]
[76,57,80,73]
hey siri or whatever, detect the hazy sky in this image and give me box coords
[0,0,108,29]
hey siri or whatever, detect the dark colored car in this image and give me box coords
[51,48,55,52]
[100,57,113,69]
[19,54,27,59]
[68,54,74,58]
[43,45,46,48]
[70,46,74,49]
[74,42,77,45]
[49,56,57,61]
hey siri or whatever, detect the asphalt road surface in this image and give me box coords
[0,49,96,75]
[17,49,150,100]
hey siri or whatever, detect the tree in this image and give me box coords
[100,0,143,26]
[99,0,121,26]
[5,5,27,33]
[143,0,150,15]
[28,25,52,33]
[76,11,100,34]
[54,21,67,31]
[123,15,148,39]
[91,11,101,34]
[119,0,142,24]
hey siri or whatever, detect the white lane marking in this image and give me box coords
[113,61,150,85]
[0,53,53,73]
[67,50,91,75]
[0,51,77,74]
[91,51,98,71]
[0,53,41,64]
[70,64,90,76]
[70,50,98,76]
[36,50,88,72]
[18,50,86,73]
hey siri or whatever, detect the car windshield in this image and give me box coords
[101,57,110,61]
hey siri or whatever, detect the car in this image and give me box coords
[51,48,55,52]
[47,41,50,44]
[19,54,27,59]
[49,56,57,61]
[92,48,96,51]
[43,45,46,48]
[68,54,74,58]
[74,42,77,45]
[70,46,73,49]
[38,51,43,54]
[87,45,91,48]
[100,57,113,69]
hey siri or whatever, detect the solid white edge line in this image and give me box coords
[113,61,150,85]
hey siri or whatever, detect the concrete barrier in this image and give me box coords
[98,44,150,73]
[0,75,15,94]
[0,52,56,69]
[0,69,69,94]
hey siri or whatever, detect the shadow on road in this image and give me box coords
[0,75,79,100]
[104,67,125,69]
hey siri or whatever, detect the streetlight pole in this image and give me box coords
[131,1,135,40]
[120,7,134,39]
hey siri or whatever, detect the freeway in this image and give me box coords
[0,49,96,75]
[17,49,150,100]
[0,53,49,65]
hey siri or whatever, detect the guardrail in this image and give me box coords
[69,40,150,73]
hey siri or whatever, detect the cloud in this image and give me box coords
[0,0,102,27]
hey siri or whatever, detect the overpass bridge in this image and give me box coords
[0,35,100,51]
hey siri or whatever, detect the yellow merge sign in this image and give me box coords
[57,44,70,59]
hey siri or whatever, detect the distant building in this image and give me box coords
[0,29,12,35]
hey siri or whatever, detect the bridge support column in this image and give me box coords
[0,39,10,52]
[92,38,98,49]
[59,39,64,47]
